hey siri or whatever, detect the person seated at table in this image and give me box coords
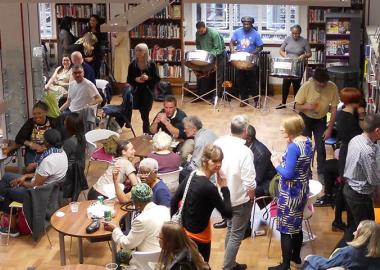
[180,116,217,181]
[87,140,139,200]
[104,183,170,252]
[147,131,181,174]
[150,95,187,140]
[44,55,72,104]
[157,221,210,270]
[3,101,57,168]
[302,220,380,270]
[0,129,68,237]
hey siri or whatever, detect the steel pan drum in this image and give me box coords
[229,52,257,70]
[184,50,215,72]
[270,57,304,79]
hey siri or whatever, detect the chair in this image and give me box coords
[85,129,120,177]
[132,250,161,270]
[96,79,112,105]
[102,86,136,137]
[250,195,274,236]
[157,167,183,195]
[5,183,61,246]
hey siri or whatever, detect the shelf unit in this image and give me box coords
[56,3,106,39]
[128,1,184,93]
[306,4,364,78]
[363,26,380,113]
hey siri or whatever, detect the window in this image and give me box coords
[194,4,299,43]
[38,3,54,39]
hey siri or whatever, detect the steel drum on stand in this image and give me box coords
[229,52,257,70]
[184,50,215,72]
[270,57,304,79]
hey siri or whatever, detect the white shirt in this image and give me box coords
[93,158,136,196]
[32,151,68,184]
[214,135,256,207]
[68,78,99,112]
[112,202,170,251]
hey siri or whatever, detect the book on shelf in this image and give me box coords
[308,48,325,64]
[157,63,182,78]
[308,28,326,43]
[130,46,182,62]
[71,21,88,37]
[309,9,325,23]
[130,23,180,39]
[171,5,181,19]
[326,19,351,34]
[326,40,350,56]
[326,61,349,68]
[56,4,106,19]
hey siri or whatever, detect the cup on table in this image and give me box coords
[105,263,118,270]
[69,201,80,213]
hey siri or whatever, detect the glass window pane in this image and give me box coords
[205,4,228,29]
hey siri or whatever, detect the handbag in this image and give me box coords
[171,171,196,225]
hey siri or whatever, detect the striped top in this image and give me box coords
[344,134,380,195]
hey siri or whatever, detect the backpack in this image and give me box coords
[154,81,172,101]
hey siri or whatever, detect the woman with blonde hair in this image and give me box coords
[127,43,160,133]
[72,32,98,69]
[171,144,232,262]
[268,115,312,270]
[302,220,380,269]
[147,131,181,173]
[157,221,210,270]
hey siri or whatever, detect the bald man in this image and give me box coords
[70,51,96,85]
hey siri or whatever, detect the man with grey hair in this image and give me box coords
[214,114,256,270]
[70,51,96,85]
[182,115,217,172]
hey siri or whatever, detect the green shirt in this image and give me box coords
[195,27,225,56]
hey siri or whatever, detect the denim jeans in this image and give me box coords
[300,113,327,174]
[0,172,28,213]
[223,200,253,270]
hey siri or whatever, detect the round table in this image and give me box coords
[51,200,127,266]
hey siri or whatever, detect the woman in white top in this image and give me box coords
[45,55,72,100]
[87,140,139,200]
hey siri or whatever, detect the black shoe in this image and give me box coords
[268,263,290,270]
[275,103,286,109]
[315,195,332,207]
[233,263,247,270]
[332,220,347,232]
[213,219,227,229]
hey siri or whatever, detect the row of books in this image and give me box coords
[308,29,326,43]
[56,4,106,19]
[154,5,181,19]
[326,40,350,56]
[130,46,182,62]
[70,22,88,38]
[130,23,181,39]
[309,9,325,23]
[326,19,351,34]
[157,63,182,78]
[308,49,325,64]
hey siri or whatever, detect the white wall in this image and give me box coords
[366,0,380,26]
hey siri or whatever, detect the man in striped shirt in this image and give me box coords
[343,114,380,241]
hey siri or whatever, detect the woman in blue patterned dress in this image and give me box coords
[268,115,312,270]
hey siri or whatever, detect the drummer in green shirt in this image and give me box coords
[195,21,226,102]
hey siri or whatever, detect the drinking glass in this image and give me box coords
[69,202,80,213]
[105,263,118,270]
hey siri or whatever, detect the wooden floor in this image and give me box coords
[0,95,342,270]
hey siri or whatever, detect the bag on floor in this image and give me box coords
[17,209,31,235]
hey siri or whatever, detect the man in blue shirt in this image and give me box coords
[230,16,263,107]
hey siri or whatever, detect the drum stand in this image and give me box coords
[181,68,218,110]
[261,52,276,112]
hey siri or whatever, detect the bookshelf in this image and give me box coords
[129,1,184,93]
[306,4,364,78]
[56,3,106,39]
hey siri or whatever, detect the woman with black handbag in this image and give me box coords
[170,144,232,262]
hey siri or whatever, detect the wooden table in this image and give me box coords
[51,200,127,266]
[55,264,105,270]
[129,135,153,158]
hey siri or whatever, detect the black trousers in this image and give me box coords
[300,113,327,174]
[236,67,258,101]
[193,239,211,262]
[281,78,301,104]
[133,87,153,134]
[343,182,374,242]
